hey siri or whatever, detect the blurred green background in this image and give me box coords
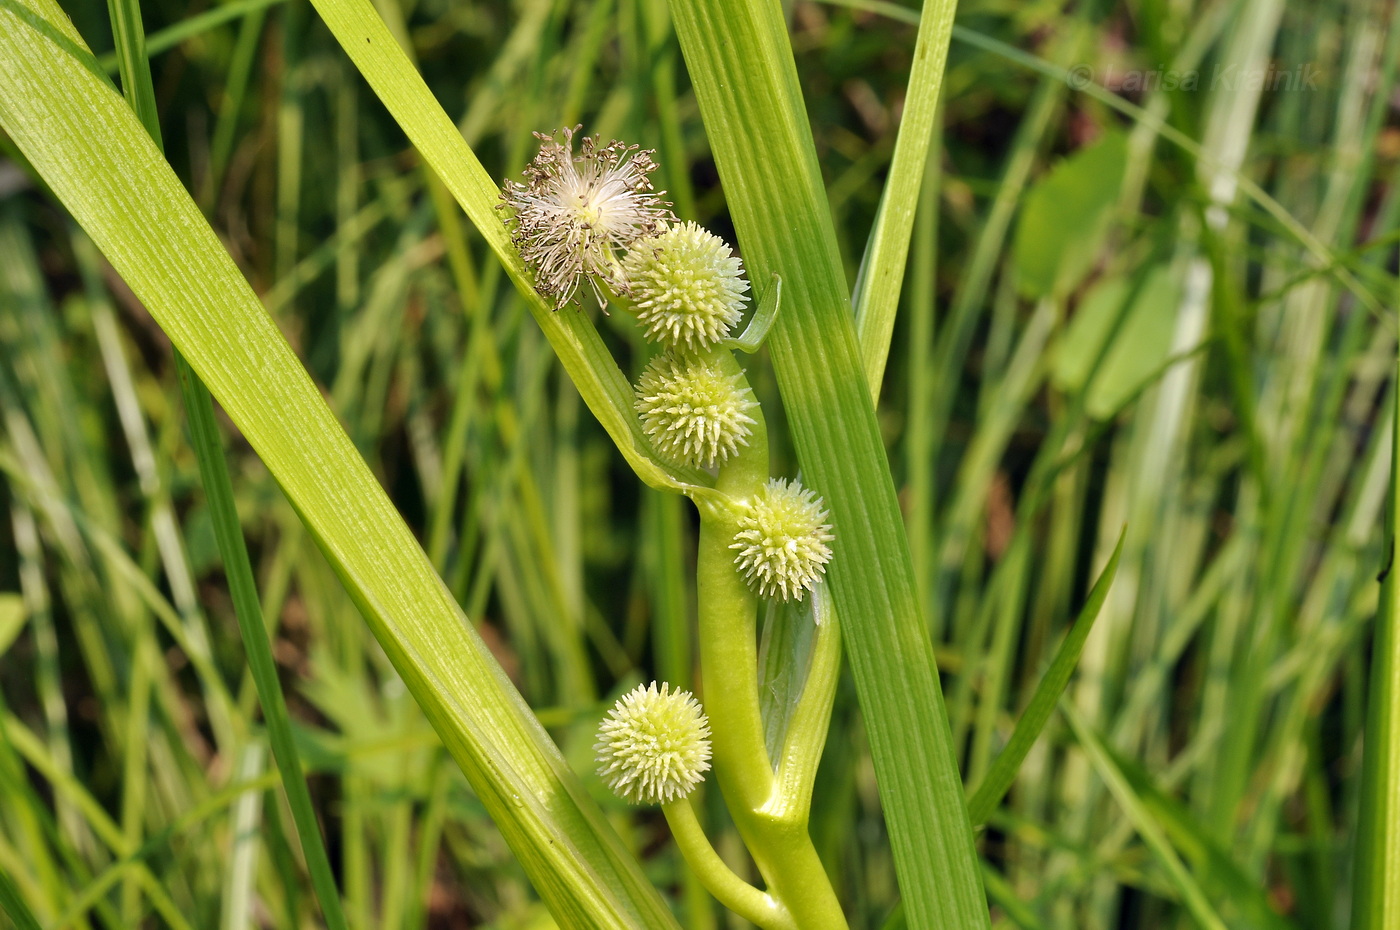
[1,0,1395,926]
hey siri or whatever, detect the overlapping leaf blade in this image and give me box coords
[0,2,676,926]
[665,1,988,925]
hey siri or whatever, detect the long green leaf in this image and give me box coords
[665,1,988,925]
[966,528,1124,826]
[851,0,959,398]
[96,0,287,72]
[0,2,677,926]
[103,0,348,924]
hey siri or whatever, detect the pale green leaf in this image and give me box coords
[1014,131,1128,299]
[0,2,676,925]
[1052,265,1184,419]
[1353,351,1400,929]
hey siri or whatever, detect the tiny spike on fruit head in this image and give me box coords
[622,222,750,351]
[730,478,835,602]
[500,126,673,308]
[595,682,712,805]
[634,352,757,469]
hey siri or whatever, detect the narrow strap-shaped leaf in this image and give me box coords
[851,0,959,399]
[666,1,988,925]
[103,0,348,924]
[0,2,677,926]
[965,528,1124,825]
[96,0,287,71]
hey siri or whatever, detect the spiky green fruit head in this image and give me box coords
[731,478,835,601]
[634,352,757,468]
[595,682,712,805]
[622,222,749,350]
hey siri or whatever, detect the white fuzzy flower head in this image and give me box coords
[635,353,757,468]
[595,682,712,805]
[731,478,835,601]
[501,127,673,307]
[622,222,750,350]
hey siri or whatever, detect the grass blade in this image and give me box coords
[0,866,43,930]
[966,528,1125,826]
[851,0,959,398]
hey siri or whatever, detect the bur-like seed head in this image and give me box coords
[595,682,712,805]
[635,353,757,468]
[731,478,835,601]
[500,126,673,307]
[622,222,750,350]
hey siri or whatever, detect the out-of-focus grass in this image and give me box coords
[0,0,1395,926]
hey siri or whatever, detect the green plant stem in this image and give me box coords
[691,351,847,930]
[693,355,773,814]
[662,798,793,930]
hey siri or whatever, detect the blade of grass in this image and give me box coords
[0,3,679,925]
[220,743,266,930]
[966,530,1124,825]
[664,1,988,925]
[851,0,958,399]
[97,0,288,72]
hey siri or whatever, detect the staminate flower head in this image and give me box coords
[595,682,711,805]
[731,478,835,601]
[500,126,673,307]
[635,353,757,468]
[622,222,750,350]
